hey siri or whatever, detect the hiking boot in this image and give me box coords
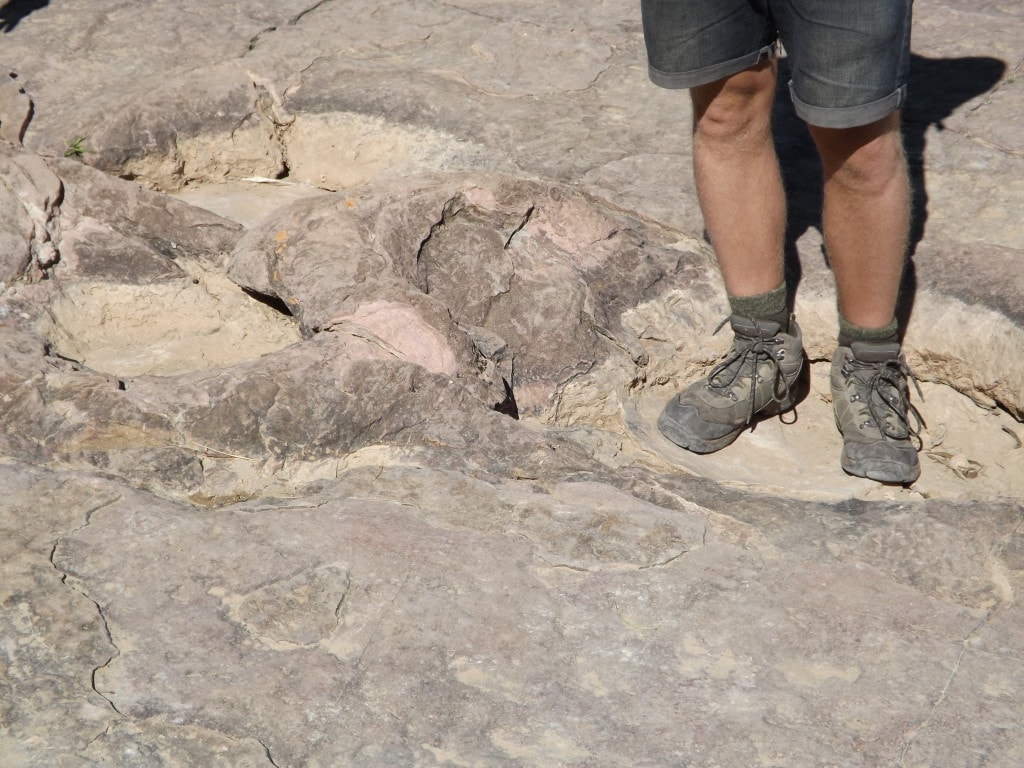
[658,315,805,454]
[831,341,923,484]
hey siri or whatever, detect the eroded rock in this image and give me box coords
[2,1,1023,766]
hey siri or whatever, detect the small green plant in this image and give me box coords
[64,135,90,158]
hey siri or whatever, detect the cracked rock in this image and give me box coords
[2,1,1024,766]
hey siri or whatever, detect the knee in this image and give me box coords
[812,119,908,193]
[692,65,776,146]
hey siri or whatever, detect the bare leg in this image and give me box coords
[808,112,910,330]
[657,62,803,456]
[691,59,786,298]
[813,113,919,483]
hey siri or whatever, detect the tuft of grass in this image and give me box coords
[64,135,90,157]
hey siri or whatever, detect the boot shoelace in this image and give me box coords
[842,357,926,449]
[706,319,793,425]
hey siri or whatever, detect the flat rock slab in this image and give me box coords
[3,461,1022,768]
[1,1,1023,767]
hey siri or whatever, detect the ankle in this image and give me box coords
[837,314,899,347]
[728,283,789,332]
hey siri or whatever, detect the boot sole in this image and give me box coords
[840,454,921,485]
[658,394,800,455]
[657,410,743,454]
[835,415,921,485]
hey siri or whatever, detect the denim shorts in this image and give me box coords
[641,0,913,128]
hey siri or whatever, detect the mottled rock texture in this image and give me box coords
[1,1,1022,767]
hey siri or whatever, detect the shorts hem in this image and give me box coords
[791,85,907,129]
[648,45,774,90]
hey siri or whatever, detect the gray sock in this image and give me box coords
[837,314,899,347]
[728,283,788,330]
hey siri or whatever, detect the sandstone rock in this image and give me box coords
[0,173,34,282]
[0,72,31,145]
[0,466,122,768]
[228,174,704,424]
[42,464,1012,768]
[50,157,243,270]
[2,1,1023,766]
[0,142,61,280]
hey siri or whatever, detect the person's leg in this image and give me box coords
[641,0,786,302]
[691,59,786,301]
[657,62,805,454]
[774,0,914,337]
[813,114,920,484]
[642,0,805,454]
[771,0,920,483]
[807,112,909,334]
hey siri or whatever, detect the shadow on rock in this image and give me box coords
[0,0,49,32]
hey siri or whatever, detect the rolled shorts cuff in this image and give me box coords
[790,84,907,129]
[648,44,774,90]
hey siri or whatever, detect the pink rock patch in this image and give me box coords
[326,300,459,377]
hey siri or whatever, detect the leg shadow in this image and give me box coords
[0,0,50,33]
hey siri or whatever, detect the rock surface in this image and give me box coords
[1,2,1022,767]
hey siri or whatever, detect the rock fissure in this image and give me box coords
[288,0,335,27]
[478,267,517,330]
[256,738,282,768]
[585,227,619,248]
[334,572,413,702]
[296,53,334,78]
[332,574,352,619]
[924,62,1023,159]
[434,2,525,26]
[413,194,464,294]
[637,545,693,570]
[963,58,1023,123]
[538,558,591,574]
[503,204,535,250]
[0,70,34,144]
[41,489,125,720]
[242,0,335,55]
[592,321,645,366]
[579,62,616,94]
[345,408,426,450]
[48,541,124,718]
[58,488,124,537]
[84,723,116,749]
[898,590,1011,768]
[244,26,278,55]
